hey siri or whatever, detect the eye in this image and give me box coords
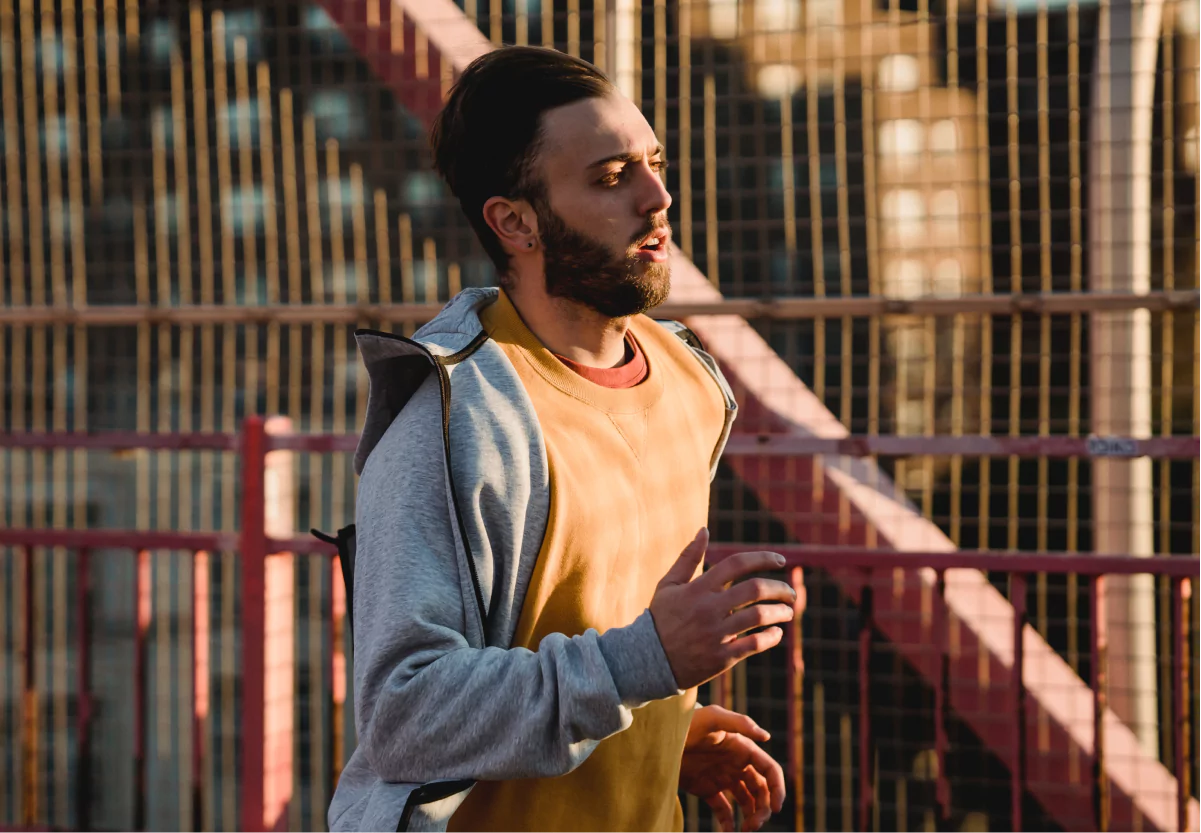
[597,169,623,187]
[651,158,669,173]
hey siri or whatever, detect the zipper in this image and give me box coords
[433,337,491,643]
[355,328,492,642]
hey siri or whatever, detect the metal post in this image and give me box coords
[239,416,268,833]
[934,569,950,820]
[1010,573,1028,832]
[1087,0,1166,757]
[858,573,874,833]
[1174,577,1191,833]
[787,565,805,832]
[1090,575,1109,832]
[75,548,92,831]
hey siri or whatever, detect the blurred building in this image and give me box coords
[0,0,1196,830]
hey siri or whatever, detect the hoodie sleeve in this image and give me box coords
[351,374,681,785]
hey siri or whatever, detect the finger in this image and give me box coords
[700,704,771,742]
[706,791,735,833]
[723,626,785,663]
[725,603,796,637]
[720,577,799,612]
[731,780,757,824]
[699,550,786,590]
[658,528,709,588]
[745,743,787,813]
[741,765,772,830]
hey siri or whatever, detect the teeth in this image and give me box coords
[645,238,659,246]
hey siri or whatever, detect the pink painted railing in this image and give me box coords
[1,421,1196,831]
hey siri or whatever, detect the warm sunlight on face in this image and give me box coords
[538,93,672,256]
[530,93,675,317]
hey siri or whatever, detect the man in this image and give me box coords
[328,46,802,833]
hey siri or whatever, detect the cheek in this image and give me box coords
[567,201,631,247]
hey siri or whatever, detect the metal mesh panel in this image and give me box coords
[0,0,1197,829]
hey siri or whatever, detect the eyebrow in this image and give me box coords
[586,143,667,169]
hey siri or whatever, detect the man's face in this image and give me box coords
[531,92,673,318]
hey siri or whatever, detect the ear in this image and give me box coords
[482,196,540,254]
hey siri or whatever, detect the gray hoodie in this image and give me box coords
[328,287,737,832]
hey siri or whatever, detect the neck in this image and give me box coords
[504,280,630,368]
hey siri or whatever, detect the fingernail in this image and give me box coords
[773,553,785,566]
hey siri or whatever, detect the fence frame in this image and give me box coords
[0,418,1197,831]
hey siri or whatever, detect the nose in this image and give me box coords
[636,161,672,218]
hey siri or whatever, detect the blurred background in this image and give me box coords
[0,0,1197,830]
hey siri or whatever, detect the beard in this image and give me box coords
[534,199,671,319]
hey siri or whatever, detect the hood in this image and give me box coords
[353,287,500,474]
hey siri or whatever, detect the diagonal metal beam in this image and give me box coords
[316,2,1198,828]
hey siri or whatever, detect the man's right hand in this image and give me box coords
[649,528,801,691]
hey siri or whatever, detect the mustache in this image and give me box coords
[629,217,671,248]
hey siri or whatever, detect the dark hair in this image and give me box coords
[430,46,615,276]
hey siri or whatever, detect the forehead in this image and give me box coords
[537,93,659,174]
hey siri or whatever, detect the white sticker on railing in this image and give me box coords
[1086,436,1140,457]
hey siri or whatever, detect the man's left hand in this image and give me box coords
[679,704,786,832]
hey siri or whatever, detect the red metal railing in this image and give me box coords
[1,419,1197,831]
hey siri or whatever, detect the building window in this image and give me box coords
[933,258,963,295]
[756,64,802,99]
[883,257,926,298]
[709,0,739,38]
[880,189,926,245]
[930,119,958,154]
[930,190,960,243]
[878,119,923,172]
[877,55,920,93]
[755,0,800,32]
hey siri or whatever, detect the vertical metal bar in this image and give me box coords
[1,33,27,827]
[652,0,665,143]
[24,0,49,817]
[257,62,281,417]
[788,565,805,832]
[188,34,216,822]
[1010,573,1027,832]
[82,0,102,205]
[677,0,691,259]
[192,551,208,833]
[21,545,36,828]
[567,0,580,56]
[1158,6,1176,773]
[330,556,341,797]
[1065,1,1082,791]
[0,329,7,821]
[1090,574,1109,832]
[233,39,259,413]
[975,0,994,553]
[75,548,92,831]
[239,417,268,833]
[702,70,718,286]
[1172,577,1187,833]
[814,681,827,832]
[858,574,874,833]
[134,549,150,832]
[1005,0,1023,561]
[934,569,950,819]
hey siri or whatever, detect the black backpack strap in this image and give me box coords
[313,525,357,636]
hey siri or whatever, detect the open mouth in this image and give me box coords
[634,231,672,261]
[634,230,671,262]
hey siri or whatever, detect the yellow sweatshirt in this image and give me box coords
[447,291,728,831]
